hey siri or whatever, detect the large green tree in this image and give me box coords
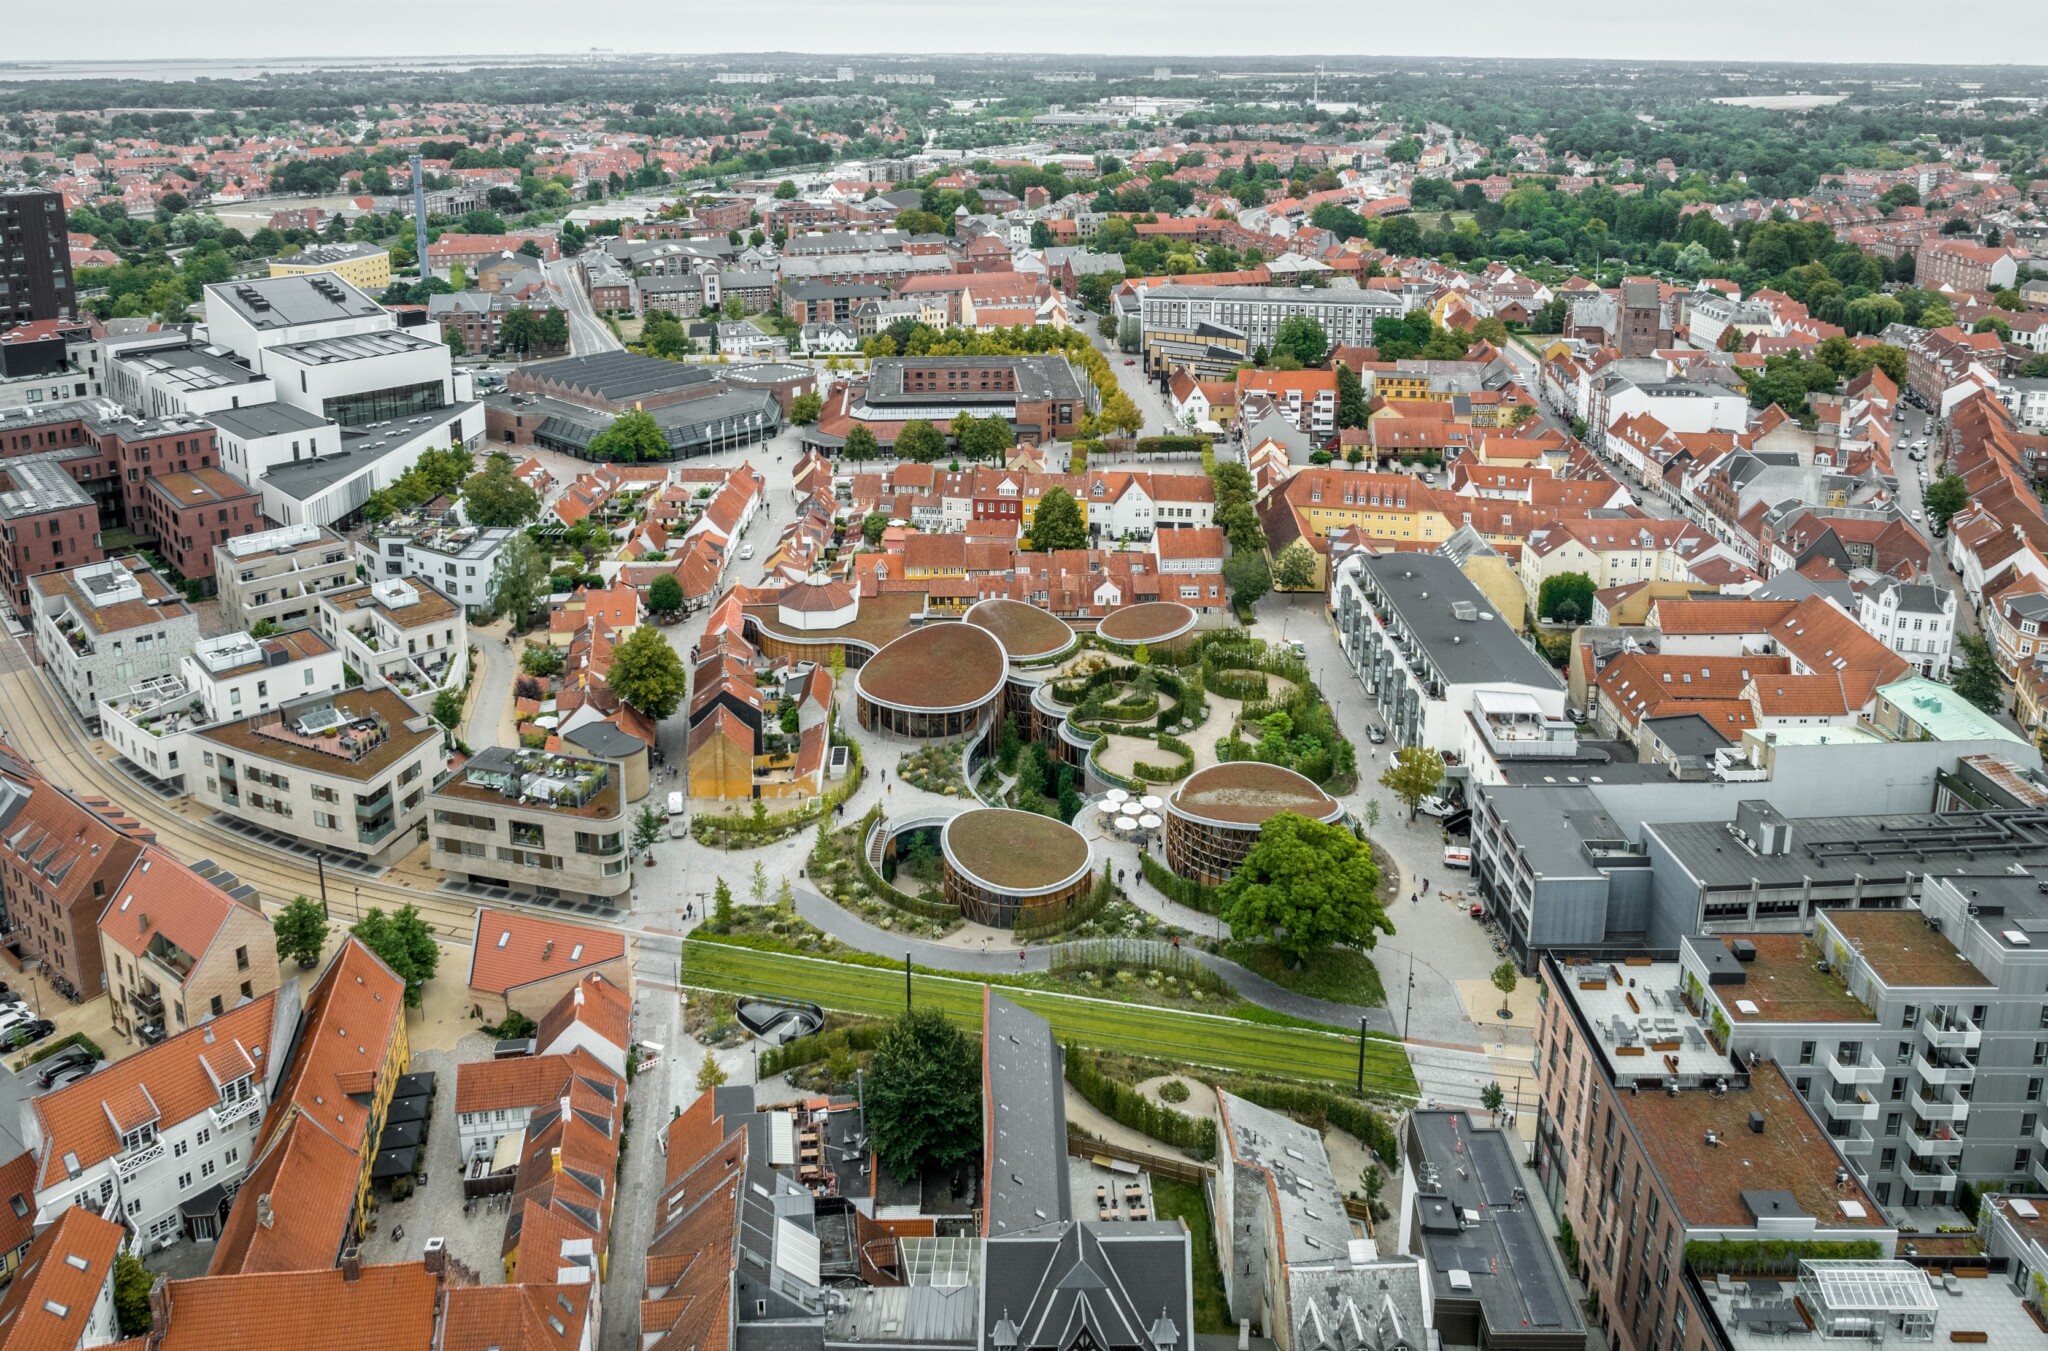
[648,573,684,617]
[490,533,551,630]
[608,624,689,719]
[865,1009,983,1182]
[1216,813,1390,966]
[895,418,946,463]
[272,894,329,968]
[1380,745,1446,820]
[350,904,441,1007]
[500,306,542,356]
[461,453,542,527]
[588,408,670,462]
[842,424,880,463]
[1223,550,1272,608]
[789,390,823,425]
[1923,474,1970,535]
[1334,362,1367,431]
[1030,487,1088,551]
[1951,634,2004,713]
[1272,540,1319,591]
[1537,571,1597,624]
[955,412,1013,463]
[1271,314,1330,367]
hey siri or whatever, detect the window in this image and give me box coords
[173,1140,187,1158]
[200,1160,214,1178]
[235,946,248,971]
[1885,1112,1901,1137]
[209,996,223,1017]
[177,1172,192,1191]
[195,1128,210,1146]
[2022,1149,2036,1172]
[1798,1041,1815,1066]
[120,1124,157,1153]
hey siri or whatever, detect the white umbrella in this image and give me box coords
[1139,795,1164,812]
[1103,788,1130,804]
[1115,815,1140,832]
[1138,813,1163,831]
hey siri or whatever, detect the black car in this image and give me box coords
[43,1063,94,1091]
[35,1048,93,1089]
[1365,725,1387,744]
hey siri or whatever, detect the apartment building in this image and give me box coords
[29,557,198,730]
[266,241,393,294]
[98,847,282,1047]
[25,990,295,1248]
[212,522,355,633]
[1856,578,1957,678]
[0,455,104,618]
[453,974,631,1162]
[427,745,631,906]
[356,518,512,617]
[0,753,145,1004]
[1138,284,1406,370]
[0,189,76,325]
[189,687,444,868]
[1915,238,2021,293]
[1534,952,1895,1351]
[314,577,468,711]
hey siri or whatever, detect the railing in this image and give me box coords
[116,1140,166,1179]
[1826,1051,1884,1086]
[1903,1120,1965,1158]
[212,1094,262,1129]
[1912,1088,1969,1124]
[1913,1051,1975,1086]
[1821,1089,1878,1123]
[1902,1158,1957,1192]
[1919,1016,1982,1052]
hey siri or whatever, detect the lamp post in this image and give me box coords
[314,853,330,919]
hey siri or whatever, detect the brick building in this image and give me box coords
[0,455,105,616]
[0,751,147,1002]
[134,467,264,593]
[1915,238,2021,293]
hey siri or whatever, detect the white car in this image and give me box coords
[739,545,755,561]
[1417,795,1459,819]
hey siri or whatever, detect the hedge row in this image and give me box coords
[1682,1239,1884,1277]
[1139,850,1222,913]
[1131,734,1195,784]
[1066,1048,1217,1159]
[853,808,962,923]
[759,1023,886,1078]
[1134,435,1211,455]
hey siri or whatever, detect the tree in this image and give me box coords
[955,411,1013,463]
[789,390,823,425]
[843,424,879,463]
[490,533,551,631]
[461,453,542,527]
[1380,745,1446,820]
[1223,550,1271,608]
[273,894,329,968]
[442,324,467,356]
[1491,960,1520,1019]
[1363,799,1383,834]
[431,688,465,731]
[500,306,542,356]
[1273,539,1318,591]
[648,573,684,617]
[1334,362,1367,431]
[1537,571,1597,625]
[521,642,565,678]
[1923,473,1970,535]
[588,408,670,462]
[609,624,689,719]
[1029,487,1088,551]
[350,904,440,1007]
[896,419,946,463]
[1952,634,2004,713]
[864,1008,984,1182]
[538,308,569,350]
[2020,354,2048,379]
[712,877,734,930]
[1480,1081,1505,1115]
[1271,314,1330,367]
[861,512,888,546]
[773,179,799,200]
[696,1050,729,1091]
[113,1251,153,1337]
[1919,300,1957,330]
[1216,813,1390,967]
[633,803,665,860]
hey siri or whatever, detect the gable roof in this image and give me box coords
[467,909,627,997]
[149,1262,442,1350]
[0,1206,123,1351]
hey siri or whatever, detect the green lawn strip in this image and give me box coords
[1223,942,1388,1007]
[683,937,1416,1095]
[1149,1176,1231,1333]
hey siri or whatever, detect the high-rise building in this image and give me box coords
[0,190,76,325]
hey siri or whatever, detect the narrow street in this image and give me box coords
[546,257,623,356]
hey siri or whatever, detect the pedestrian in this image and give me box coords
[1422,876,1429,896]
[1018,949,1026,965]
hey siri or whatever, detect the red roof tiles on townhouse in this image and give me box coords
[149,1262,443,1350]
[0,1207,125,1351]
[467,909,626,998]
[1766,596,1912,710]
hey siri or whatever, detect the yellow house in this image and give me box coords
[269,242,393,293]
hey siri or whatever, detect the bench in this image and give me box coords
[1950,1331,1988,1343]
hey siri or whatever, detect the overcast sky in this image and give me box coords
[8,1,2048,68]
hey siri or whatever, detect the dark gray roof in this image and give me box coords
[1647,807,2048,893]
[1358,554,1561,692]
[522,350,719,402]
[1472,783,1626,880]
[0,455,92,521]
[261,402,479,499]
[866,356,1083,406]
[205,401,331,440]
[1411,1111,1583,1339]
[781,280,892,302]
[983,1224,1191,1351]
[984,993,1069,1236]
[1869,579,1949,615]
[1642,713,1735,758]
[521,388,780,453]
[564,721,648,759]
[205,273,385,330]
[1144,284,1403,310]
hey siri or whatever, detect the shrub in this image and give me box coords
[1225,1079,1398,1163]
[1067,1050,1215,1158]
[1132,733,1195,783]
[20,1031,103,1068]
[1158,1078,1191,1104]
[482,1010,538,1040]
[1134,435,1211,456]
[1682,1239,1885,1277]
[1139,850,1223,912]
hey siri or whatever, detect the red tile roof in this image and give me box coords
[150,1262,441,1350]
[466,909,627,997]
[535,975,631,1059]
[95,847,254,963]
[0,1206,124,1351]
[441,1282,592,1351]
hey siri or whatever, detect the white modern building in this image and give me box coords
[315,577,469,709]
[212,522,357,633]
[30,558,199,730]
[206,401,343,487]
[358,518,514,617]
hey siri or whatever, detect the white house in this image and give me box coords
[1856,577,1957,678]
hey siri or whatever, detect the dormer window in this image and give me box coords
[120,1124,157,1154]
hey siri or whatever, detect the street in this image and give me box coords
[546,257,623,356]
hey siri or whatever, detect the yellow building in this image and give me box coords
[269,242,393,293]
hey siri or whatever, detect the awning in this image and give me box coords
[393,1071,436,1098]
[491,1131,524,1175]
[179,1182,230,1220]
[370,1146,419,1180]
[380,1118,424,1151]
[385,1094,430,1125]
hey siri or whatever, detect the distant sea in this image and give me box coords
[0,55,597,83]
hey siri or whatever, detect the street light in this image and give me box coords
[314,852,330,919]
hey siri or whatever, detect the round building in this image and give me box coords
[941,808,1095,928]
[1165,762,1344,886]
[1096,601,1198,651]
[854,622,1008,739]
[963,598,1076,665]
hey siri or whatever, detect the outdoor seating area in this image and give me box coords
[1070,1155,1152,1224]
[1703,1259,2048,1348]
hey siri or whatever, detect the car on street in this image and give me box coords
[739,545,754,560]
[42,1062,96,1091]
[1123,358,1136,365]
[1911,509,1924,521]
[1365,725,1387,744]
[1443,846,1472,870]
[1418,794,1460,819]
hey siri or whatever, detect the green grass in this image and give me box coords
[1150,1176,1231,1333]
[1224,943,1388,1007]
[683,936,1416,1095]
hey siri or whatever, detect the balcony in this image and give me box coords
[1822,1088,1879,1123]
[1904,1119,1965,1158]
[1912,1089,1970,1125]
[1919,1014,1982,1052]
[211,1094,262,1129]
[1901,1159,1957,1193]
[116,1140,165,1180]
[2035,1154,2048,1194]
[358,818,395,847]
[1913,1051,1976,1086]
[127,986,163,1020]
[1832,1124,1875,1157]
[1826,1050,1884,1086]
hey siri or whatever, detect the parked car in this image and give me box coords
[1365,725,1387,744]
[1443,846,1473,870]
[35,1048,94,1089]
[1418,795,1460,819]
[43,1062,95,1091]
[739,544,755,560]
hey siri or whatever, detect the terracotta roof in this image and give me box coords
[1749,673,1851,718]
[206,1104,362,1276]
[31,994,277,1191]
[95,846,252,964]
[0,1207,124,1351]
[1651,598,1798,636]
[467,908,627,997]
[536,975,631,1058]
[151,1262,442,1350]
[441,1282,592,1351]
[1766,595,1912,710]
[455,1048,623,1116]
[0,1152,33,1260]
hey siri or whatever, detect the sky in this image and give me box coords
[9,1,2048,68]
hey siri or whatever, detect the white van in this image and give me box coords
[1442,846,1472,870]
[667,790,689,838]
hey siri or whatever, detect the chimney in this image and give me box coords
[423,1236,447,1278]
[573,985,584,1007]
[147,1275,170,1334]
[551,1146,564,1174]
[256,1195,274,1229]
[542,940,554,962]
[340,1247,361,1282]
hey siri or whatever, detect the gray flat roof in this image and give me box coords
[1412,1110,1584,1338]
[116,342,263,392]
[984,993,1069,1236]
[867,355,1083,405]
[267,329,440,366]
[262,402,479,499]
[0,455,92,520]
[1644,713,1736,757]
[205,401,333,440]
[1649,808,2048,893]
[1218,1092,1355,1265]
[1477,783,1627,880]
[206,273,386,330]
[1361,553,1562,691]
[519,350,718,403]
[1144,283,1404,307]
